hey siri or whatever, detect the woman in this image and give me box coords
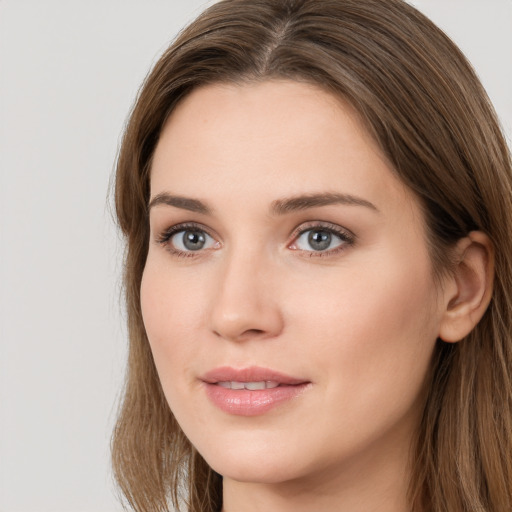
[111,0,512,511]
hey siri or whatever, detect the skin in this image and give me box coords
[141,80,490,512]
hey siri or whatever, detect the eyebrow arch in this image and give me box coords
[271,192,379,215]
[148,193,212,215]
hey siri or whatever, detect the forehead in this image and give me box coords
[150,80,415,218]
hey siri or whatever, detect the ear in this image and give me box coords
[438,231,494,343]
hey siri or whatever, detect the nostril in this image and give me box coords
[209,295,284,342]
[213,327,267,341]
[245,329,265,336]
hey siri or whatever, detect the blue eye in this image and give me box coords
[291,225,354,254]
[170,229,216,252]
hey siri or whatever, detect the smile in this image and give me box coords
[201,366,311,416]
[217,381,280,390]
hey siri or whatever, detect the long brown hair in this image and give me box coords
[112,1,512,510]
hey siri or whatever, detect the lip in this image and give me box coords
[201,366,311,416]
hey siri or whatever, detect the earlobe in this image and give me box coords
[438,231,494,343]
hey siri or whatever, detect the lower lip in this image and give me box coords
[203,383,310,416]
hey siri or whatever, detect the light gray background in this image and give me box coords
[0,1,510,511]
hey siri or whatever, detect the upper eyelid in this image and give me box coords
[156,222,217,244]
[291,221,355,239]
[158,221,214,234]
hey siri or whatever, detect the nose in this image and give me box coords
[209,248,284,343]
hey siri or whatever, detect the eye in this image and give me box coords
[157,224,219,255]
[295,229,342,252]
[172,229,216,251]
[289,224,354,255]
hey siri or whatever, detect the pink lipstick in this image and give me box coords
[201,366,311,416]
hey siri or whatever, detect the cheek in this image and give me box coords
[140,260,204,391]
[285,251,440,406]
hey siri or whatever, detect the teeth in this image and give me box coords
[245,381,266,390]
[217,381,280,390]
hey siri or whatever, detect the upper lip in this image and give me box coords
[201,366,308,385]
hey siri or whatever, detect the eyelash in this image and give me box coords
[289,222,355,257]
[156,221,356,258]
[156,222,216,258]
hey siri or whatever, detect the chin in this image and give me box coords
[195,434,308,485]
[208,457,302,485]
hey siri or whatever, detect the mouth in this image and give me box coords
[201,366,311,416]
[216,380,280,390]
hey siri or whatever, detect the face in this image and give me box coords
[141,81,445,488]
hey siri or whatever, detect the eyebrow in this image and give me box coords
[147,191,379,216]
[148,193,212,215]
[270,192,379,215]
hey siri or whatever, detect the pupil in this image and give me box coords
[308,230,331,251]
[183,230,206,250]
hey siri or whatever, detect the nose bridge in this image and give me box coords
[209,240,283,342]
